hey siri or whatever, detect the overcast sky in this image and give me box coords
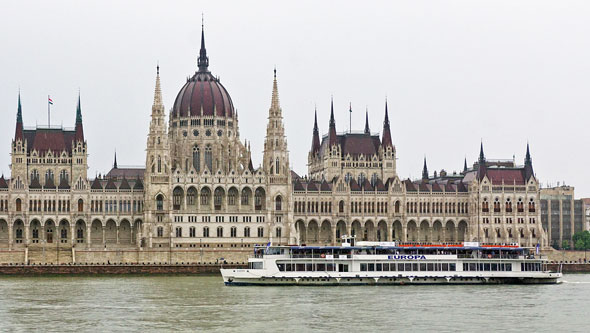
[1,0,589,197]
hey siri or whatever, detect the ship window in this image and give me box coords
[296,264,305,271]
[420,263,427,271]
[327,264,335,272]
[316,263,325,271]
[382,263,390,271]
[405,263,412,271]
[450,263,456,271]
[442,263,449,271]
[368,263,375,271]
[376,263,382,271]
[306,263,313,271]
[360,263,367,271]
[491,263,498,271]
[427,263,434,271]
[277,263,285,271]
[250,262,263,269]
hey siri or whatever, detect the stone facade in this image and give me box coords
[0,27,550,265]
[540,186,586,249]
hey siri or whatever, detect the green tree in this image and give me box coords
[562,240,570,250]
[572,231,590,250]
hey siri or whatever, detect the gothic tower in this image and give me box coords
[262,69,293,244]
[144,65,171,247]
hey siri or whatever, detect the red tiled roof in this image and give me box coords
[106,167,145,180]
[320,180,331,191]
[24,128,75,155]
[349,179,361,191]
[293,178,305,191]
[486,169,525,185]
[404,179,416,192]
[306,181,318,192]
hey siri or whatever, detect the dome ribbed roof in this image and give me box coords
[172,72,234,118]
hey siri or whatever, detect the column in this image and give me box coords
[8,223,13,250]
[87,225,92,249]
[116,225,120,244]
[70,224,75,246]
[25,223,30,245]
[102,226,106,247]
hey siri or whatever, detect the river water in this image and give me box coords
[0,274,587,332]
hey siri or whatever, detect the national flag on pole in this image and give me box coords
[48,97,53,105]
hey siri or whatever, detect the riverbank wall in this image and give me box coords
[0,263,243,275]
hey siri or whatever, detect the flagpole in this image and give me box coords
[48,95,50,127]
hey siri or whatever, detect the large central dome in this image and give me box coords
[172,28,234,119]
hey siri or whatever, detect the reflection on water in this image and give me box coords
[0,274,588,332]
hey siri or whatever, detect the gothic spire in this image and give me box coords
[524,142,534,180]
[328,97,338,146]
[270,67,280,114]
[463,157,468,173]
[364,110,370,134]
[153,64,163,108]
[311,109,320,154]
[75,92,84,142]
[477,141,487,181]
[15,92,23,141]
[422,157,429,180]
[113,151,118,169]
[197,21,209,72]
[381,99,393,148]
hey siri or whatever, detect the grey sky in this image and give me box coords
[1,0,589,197]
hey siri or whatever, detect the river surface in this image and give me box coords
[0,274,588,332]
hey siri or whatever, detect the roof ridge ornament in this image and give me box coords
[197,18,209,72]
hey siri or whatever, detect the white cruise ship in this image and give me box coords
[220,237,561,285]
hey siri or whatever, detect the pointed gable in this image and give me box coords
[431,182,443,192]
[306,181,318,192]
[119,177,131,190]
[58,176,70,189]
[91,178,103,190]
[133,177,144,190]
[457,181,468,192]
[349,179,361,191]
[404,179,416,192]
[105,178,117,190]
[362,179,373,191]
[320,180,331,192]
[293,178,305,191]
[418,181,430,192]
[445,181,456,192]
[375,178,387,191]
[0,176,8,189]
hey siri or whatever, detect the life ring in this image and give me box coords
[320,253,326,258]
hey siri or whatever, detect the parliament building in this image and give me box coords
[0,28,547,263]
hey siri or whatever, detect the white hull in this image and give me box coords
[221,269,562,286]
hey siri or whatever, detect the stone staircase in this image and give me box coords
[27,246,73,264]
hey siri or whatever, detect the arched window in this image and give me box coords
[257,226,264,237]
[344,173,352,183]
[255,188,265,211]
[200,187,211,206]
[505,198,512,212]
[203,227,209,237]
[157,226,163,237]
[217,226,223,237]
[244,227,251,237]
[45,170,54,184]
[192,146,200,172]
[395,201,400,213]
[157,155,162,173]
[187,187,197,208]
[528,198,536,213]
[15,198,22,212]
[494,198,500,212]
[77,199,84,212]
[156,194,164,211]
[30,169,39,181]
[173,187,183,210]
[339,200,345,213]
[205,145,213,171]
[482,198,489,212]
[517,198,524,213]
[275,157,280,175]
[241,188,251,206]
[60,170,69,184]
[228,188,238,206]
[76,227,84,240]
[275,195,282,211]
[358,173,366,185]
[214,188,224,210]
[61,228,67,239]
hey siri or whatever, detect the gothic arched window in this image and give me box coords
[275,195,282,211]
[275,157,280,175]
[156,194,164,211]
[204,145,212,171]
[45,170,54,185]
[157,156,162,173]
[193,146,200,172]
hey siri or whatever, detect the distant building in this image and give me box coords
[540,186,585,249]
[583,198,590,231]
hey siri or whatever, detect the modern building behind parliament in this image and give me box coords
[0,28,547,252]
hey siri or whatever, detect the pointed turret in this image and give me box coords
[381,100,392,148]
[113,151,118,169]
[75,93,84,142]
[153,64,163,108]
[311,109,320,154]
[263,68,289,175]
[328,98,337,146]
[524,143,534,180]
[463,157,468,173]
[197,22,209,72]
[422,157,429,180]
[477,141,487,181]
[364,110,370,134]
[14,93,23,141]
